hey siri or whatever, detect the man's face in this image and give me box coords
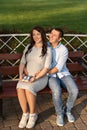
[49,29,61,44]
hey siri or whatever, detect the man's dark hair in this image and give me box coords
[50,27,64,38]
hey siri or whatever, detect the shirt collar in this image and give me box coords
[48,42,61,49]
[55,42,61,49]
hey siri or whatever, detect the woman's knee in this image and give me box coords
[17,88,25,93]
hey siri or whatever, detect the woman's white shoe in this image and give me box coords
[18,113,29,128]
[26,113,38,129]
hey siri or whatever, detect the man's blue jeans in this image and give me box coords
[48,75,79,115]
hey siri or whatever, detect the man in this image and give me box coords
[48,28,78,126]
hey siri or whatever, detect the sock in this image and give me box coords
[29,113,36,116]
[23,112,29,116]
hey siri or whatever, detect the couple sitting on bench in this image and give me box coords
[17,26,78,129]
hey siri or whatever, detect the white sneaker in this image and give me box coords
[66,112,75,122]
[18,113,29,128]
[26,113,38,129]
[56,114,64,126]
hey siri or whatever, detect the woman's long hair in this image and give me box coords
[25,26,47,57]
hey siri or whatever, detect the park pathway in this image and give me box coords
[0,92,87,130]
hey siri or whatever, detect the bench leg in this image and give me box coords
[0,99,4,120]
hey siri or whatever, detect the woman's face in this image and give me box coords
[32,30,42,44]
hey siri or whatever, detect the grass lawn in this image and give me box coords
[0,0,87,33]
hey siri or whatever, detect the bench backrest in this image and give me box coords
[0,53,22,77]
[0,51,84,79]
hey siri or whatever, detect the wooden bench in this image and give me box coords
[0,51,87,118]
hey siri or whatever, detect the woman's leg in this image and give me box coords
[17,89,29,128]
[17,89,28,113]
[25,90,38,129]
[25,90,36,114]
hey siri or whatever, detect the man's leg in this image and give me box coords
[61,75,79,122]
[48,77,64,126]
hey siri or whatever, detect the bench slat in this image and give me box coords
[0,51,84,60]
[67,63,84,72]
[0,53,22,60]
[69,51,84,58]
[0,66,19,76]
[0,63,84,77]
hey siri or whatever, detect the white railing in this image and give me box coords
[0,33,87,77]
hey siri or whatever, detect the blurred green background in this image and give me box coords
[0,0,87,33]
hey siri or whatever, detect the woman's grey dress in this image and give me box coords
[16,45,52,96]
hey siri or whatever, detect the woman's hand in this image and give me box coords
[19,75,23,81]
[29,76,36,83]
